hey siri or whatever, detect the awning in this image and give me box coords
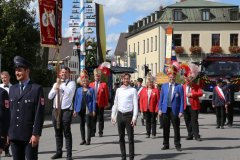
[110,66,136,74]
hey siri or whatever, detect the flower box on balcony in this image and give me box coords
[229,46,240,54]
[189,46,202,54]
[211,46,222,54]
[175,46,184,54]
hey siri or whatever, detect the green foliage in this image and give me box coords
[0,0,50,86]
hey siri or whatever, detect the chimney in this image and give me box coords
[159,5,163,11]
[180,0,186,2]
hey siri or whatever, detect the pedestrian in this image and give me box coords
[182,65,203,141]
[73,70,96,145]
[212,78,229,129]
[89,68,109,137]
[224,76,235,127]
[48,67,76,160]
[111,73,138,160]
[8,56,45,160]
[0,71,12,157]
[158,64,184,151]
[139,73,159,139]
[135,77,145,126]
[0,87,10,157]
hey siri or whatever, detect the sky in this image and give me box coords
[31,0,240,56]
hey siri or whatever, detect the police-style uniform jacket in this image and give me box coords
[8,81,45,141]
[74,87,96,113]
[0,88,10,148]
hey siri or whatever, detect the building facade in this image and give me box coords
[126,0,240,83]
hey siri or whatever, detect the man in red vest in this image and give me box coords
[89,68,109,137]
[182,66,203,141]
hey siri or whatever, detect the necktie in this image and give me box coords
[95,81,98,97]
[168,84,173,107]
[20,83,24,95]
[187,86,190,105]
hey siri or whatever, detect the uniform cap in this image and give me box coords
[94,68,102,76]
[166,64,178,77]
[14,56,33,68]
[137,78,143,83]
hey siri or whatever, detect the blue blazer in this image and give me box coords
[74,87,96,113]
[158,83,184,116]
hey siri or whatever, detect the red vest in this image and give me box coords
[139,87,159,113]
[89,81,109,108]
[183,83,203,110]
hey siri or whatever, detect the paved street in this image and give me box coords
[3,111,240,160]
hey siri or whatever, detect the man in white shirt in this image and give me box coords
[0,71,12,157]
[48,67,76,160]
[111,73,138,160]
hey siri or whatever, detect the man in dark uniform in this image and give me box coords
[48,67,76,160]
[8,56,45,160]
[224,76,235,127]
[135,78,145,126]
[0,87,10,156]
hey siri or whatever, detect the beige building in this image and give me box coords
[125,0,240,83]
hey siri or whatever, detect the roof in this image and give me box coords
[114,33,128,57]
[111,66,136,74]
[169,0,237,8]
[48,38,75,61]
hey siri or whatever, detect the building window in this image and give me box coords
[143,40,145,54]
[230,9,238,20]
[173,34,182,46]
[151,37,153,52]
[147,38,149,53]
[137,42,139,55]
[230,34,238,46]
[155,63,157,75]
[212,34,220,46]
[155,36,157,51]
[191,34,200,46]
[128,45,131,53]
[138,65,139,77]
[202,9,210,21]
[174,10,182,21]
[134,43,135,53]
[151,63,153,74]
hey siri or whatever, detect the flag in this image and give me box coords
[39,0,62,47]
[95,3,106,63]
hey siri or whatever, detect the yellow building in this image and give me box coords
[126,0,240,83]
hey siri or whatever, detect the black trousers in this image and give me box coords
[227,102,234,125]
[215,106,225,127]
[92,104,104,134]
[162,108,181,148]
[11,140,38,160]
[52,109,73,157]
[144,110,157,136]
[184,105,200,138]
[79,110,92,142]
[117,111,134,160]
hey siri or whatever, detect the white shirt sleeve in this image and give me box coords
[111,88,119,120]
[132,88,138,121]
[48,83,57,100]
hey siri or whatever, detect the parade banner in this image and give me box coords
[39,0,62,47]
[165,25,173,65]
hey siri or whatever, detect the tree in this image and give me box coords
[0,0,50,86]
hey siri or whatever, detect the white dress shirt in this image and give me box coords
[111,85,138,121]
[0,83,12,94]
[48,80,76,110]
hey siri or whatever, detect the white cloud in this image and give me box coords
[63,27,72,37]
[107,17,122,27]
[29,0,39,20]
[106,33,120,43]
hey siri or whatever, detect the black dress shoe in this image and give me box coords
[176,147,182,151]
[220,126,224,129]
[195,137,202,141]
[80,140,86,145]
[161,146,169,150]
[146,135,150,138]
[99,133,103,137]
[86,141,90,145]
[185,136,193,140]
[216,126,220,129]
[51,153,62,159]
[5,153,12,157]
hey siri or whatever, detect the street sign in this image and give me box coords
[156,72,169,84]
